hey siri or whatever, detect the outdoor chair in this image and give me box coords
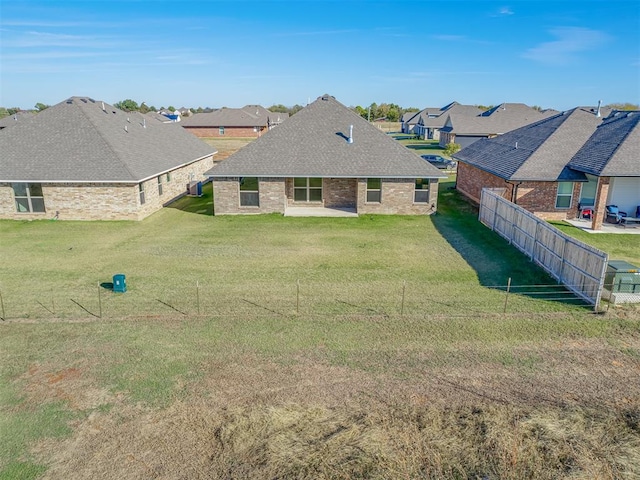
[605,205,627,224]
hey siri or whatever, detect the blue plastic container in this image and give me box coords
[113,274,127,293]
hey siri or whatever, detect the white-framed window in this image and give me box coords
[366,178,381,203]
[157,176,163,196]
[13,183,45,213]
[139,183,146,205]
[294,177,322,202]
[555,182,573,209]
[414,178,430,203]
[219,126,225,135]
[239,177,259,206]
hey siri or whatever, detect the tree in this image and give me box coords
[443,143,461,158]
[114,99,139,112]
[139,102,151,114]
[605,102,639,110]
[6,107,20,116]
[167,106,176,112]
[34,102,49,112]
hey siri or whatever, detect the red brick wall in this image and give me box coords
[457,163,581,220]
[183,126,265,138]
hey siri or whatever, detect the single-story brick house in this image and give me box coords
[181,105,288,138]
[0,97,216,221]
[439,103,559,148]
[206,94,447,216]
[454,108,639,230]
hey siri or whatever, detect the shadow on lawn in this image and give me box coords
[165,181,214,216]
[431,179,582,305]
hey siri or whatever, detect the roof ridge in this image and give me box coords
[78,100,138,181]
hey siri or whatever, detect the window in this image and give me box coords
[253,126,258,132]
[239,177,259,206]
[579,175,597,207]
[366,178,381,203]
[157,176,163,196]
[294,177,322,202]
[139,183,146,205]
[219,126,225,135]
[414,178,430,203]
[13,183,45,213]
[166,172,171,183]
[555,182,573,209]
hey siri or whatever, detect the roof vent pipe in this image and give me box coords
[101,102,106,112]
[596,100,602,117]
[348,125,353,144]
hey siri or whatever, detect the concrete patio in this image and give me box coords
[565,218,640,234]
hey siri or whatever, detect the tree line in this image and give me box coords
[1,101,638,120]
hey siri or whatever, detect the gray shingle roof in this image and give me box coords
[206,94,446,179]
[0,97,216,183]
[181,105,287,128]
[454,108,604,181]
[568,110,640,177]
[442,103,556,136]
[0,111,36,129]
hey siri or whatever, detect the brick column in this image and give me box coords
[591,177,610,230]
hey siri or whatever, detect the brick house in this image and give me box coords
[206,94,447,216]
[439,103,559,148]
[0,97,216,221]
[181,105,288,138]
[454,108,640,230]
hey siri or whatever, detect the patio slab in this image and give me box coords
[565,218,640,234]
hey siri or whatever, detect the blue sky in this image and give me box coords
[1,0,639,111]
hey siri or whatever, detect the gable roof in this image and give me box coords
[181,105,287,128]
[442,103,556,136]
[418,104,483,128]
[206,94,446,179]
[454,108,604,181]
[568,110,640,177]
[0,97,216,183]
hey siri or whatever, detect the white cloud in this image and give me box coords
[498,7,514,16]
[523,27,611,65]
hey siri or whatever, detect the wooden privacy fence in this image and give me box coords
[479,188,608,309]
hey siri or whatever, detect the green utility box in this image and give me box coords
[605,261,640,294]
[113,274,127,293]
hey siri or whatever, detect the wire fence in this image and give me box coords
[0,277,598,322]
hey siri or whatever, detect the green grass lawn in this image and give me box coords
[1,178,639,479]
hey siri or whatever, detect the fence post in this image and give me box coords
[296,279,300,315]
[503,277,511,314]
[0,289,5,320]
[98,282,102,319]
[196,280,200,315]
[401,280,406,316]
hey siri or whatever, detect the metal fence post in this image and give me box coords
[503,277,512,314]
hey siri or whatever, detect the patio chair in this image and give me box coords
[605,205,627,224]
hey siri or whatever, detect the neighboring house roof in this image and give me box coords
[181,106,288,128]
[0,111,36,129]
[0,96,216,183]
[206,94,447,179]
[418,104,483,128]
[568,110,640,177]
[454,108,605,181]
[442,103,556,136]
[144,111,174,123]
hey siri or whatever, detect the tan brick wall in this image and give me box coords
[357,178,438,215]
[457,163,582,221]
[0,155,214,221]
[213,177,438,215]
[213,177,286,215]
[324,178,357,208]
[183,126,265,138]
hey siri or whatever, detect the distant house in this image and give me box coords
[206,94,446,216]
[401,102,483,140]
[181,105,288,138]
[0,97,216,221]
[0,111,36,130]
[439,103,558,148]
[454,108,639,230]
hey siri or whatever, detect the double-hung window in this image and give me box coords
[366,178,381,203]
[555,182,573,208]
[157,176,163,196]
[219,126,225,135]
[239,177,259,206]
[13,183,45,213]
[414,178,430,203]
[139,183,146,205]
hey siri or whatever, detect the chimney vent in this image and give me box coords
[596,100,602,117]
